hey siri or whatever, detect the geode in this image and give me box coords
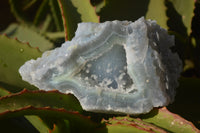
[19,17,182,114]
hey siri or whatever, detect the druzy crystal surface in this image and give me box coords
[19,17,182,114]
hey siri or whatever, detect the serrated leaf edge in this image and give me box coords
[103,116,167,133]
[0,33,42,53]
[0,89,71,101]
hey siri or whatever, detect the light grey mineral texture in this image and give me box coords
[19,17,182,115]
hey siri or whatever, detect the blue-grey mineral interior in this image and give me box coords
[19,17,182,114]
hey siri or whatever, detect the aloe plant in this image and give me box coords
[0,0,199,132]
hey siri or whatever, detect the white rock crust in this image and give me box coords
[19,17,182,115]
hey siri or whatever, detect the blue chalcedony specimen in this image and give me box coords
[19,17,182,114]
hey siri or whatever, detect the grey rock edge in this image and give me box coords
[19,17,182,115]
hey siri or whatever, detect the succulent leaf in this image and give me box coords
[101,116,167,133]
[0,87,11,97]
[45,32,65,40]
[97,107,199,133]
[49,0,64,31]
[0,34,41,90]
[168,0,195,35]
[0,107,98,133]
[145,0,168,29]
[0,82,27,94]
[8,0,58,32]
[25,115,50,133]
[0,88,50,132]
[0,89,99,132]
[9,0,32,23]
[141,107,199,133]
[57,0,99,40]
[2,23,54,52]
[40,14,53,34]
[0,89,82,113]
[22,0,38,10]
[33,0,49,26]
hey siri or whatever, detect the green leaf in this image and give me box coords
[145,0,168,29]
[33,0,49,26]
[9,0,45,24]
[0,82,25,94]
[141,107,200,133]
[0,90,98,132]
[0,107,97,133]
[40,14,53,34]
[25,115,50,133]
[99,116,167,133]
[0,87,51,132]
[57,0,99,40]
[9,0,32,23]
[104,125,148,133]
[168,0,195,35]
[0,89,82,113]
[0,89,100,132]
[45,32,65,40]
[0,34,41,90]
[49,0,64,31]
[0,87,11,97]
[23,0,38,10]
[9,0,60,32]
[3,23,54,52]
